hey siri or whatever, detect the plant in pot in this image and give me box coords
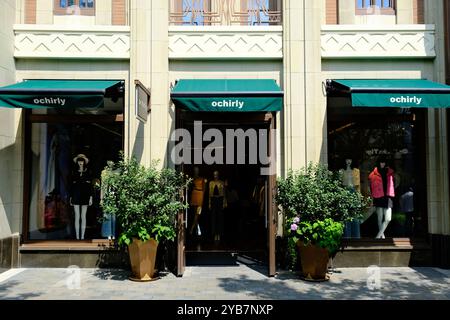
[276,163,370,281]
[101,154,189,282]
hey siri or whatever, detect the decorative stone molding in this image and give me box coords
[169,26,283,60]
[14,24,130,59]
[321,25,436,59]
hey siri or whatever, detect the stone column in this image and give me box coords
[36,0,53,24]
[129,0,170,168]
[149,0,170,168]
[425,0,450,236]
[129,0,152,165]
[96,0,113,25]
[282,0,325,175]
[397,0,414,24]
[338,0,356,24]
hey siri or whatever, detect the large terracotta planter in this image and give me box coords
[128,238,159,282]
[297,241,330,281]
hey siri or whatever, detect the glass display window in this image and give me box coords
[25,108,124,241]
[327,103,427,239]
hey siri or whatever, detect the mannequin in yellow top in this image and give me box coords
[189,166,207,236]
[209,171,227,242]
[339,158,361,238]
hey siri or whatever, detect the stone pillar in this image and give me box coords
[0,0,21,268]
[282,0,325,175]
[96,0,113,25]
[149,0,170,168]
[424,0,450,237]
[129,0,152,165]
[338,0,356,24]
[36,0,53,24]
[397,0,414,24]
[129,0,170,168]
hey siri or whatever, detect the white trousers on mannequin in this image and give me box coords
[376,207,392,239]
[74,205,88,240]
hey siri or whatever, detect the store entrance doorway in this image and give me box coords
[175,111,277,277]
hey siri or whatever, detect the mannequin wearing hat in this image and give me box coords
[70,154,93,240]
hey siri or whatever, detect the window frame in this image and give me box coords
[53,0,96,16]
[355,0,396,16]
[21,81,125,244]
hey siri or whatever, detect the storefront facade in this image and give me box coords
[1,0,450,274]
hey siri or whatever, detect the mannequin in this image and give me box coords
[189,166,207,236]
[369,158,395,239]
[70,154,93,240]
[252,178,266,217]
[400,187,414,237]
[101,160,119,240]
[209,171,227,243]
[339,159,361,238]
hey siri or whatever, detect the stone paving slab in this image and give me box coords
[0,265,450,300]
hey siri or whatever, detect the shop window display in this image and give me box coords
[328,106,427,239]
[28,122,123,240]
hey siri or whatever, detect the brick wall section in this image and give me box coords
[326,0,338,24]
[24,0,36,24]
[112,0,126,25]
[413,0,425,24]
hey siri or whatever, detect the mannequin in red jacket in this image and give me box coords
[369,158,395,239]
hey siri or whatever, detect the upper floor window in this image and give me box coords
[54,0,95,16]
[169,0,282,26]
[356,0,395,15]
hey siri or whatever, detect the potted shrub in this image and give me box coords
[101,154,189,282]
[276,163,370,281]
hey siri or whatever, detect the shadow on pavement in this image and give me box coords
[0,279,44,300]
[216,267,450,300]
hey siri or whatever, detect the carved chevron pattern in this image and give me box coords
[15,30,130,59]
[321,29,436,58]
[169,30,282,59]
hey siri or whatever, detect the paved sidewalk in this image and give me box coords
[1,264,450,300]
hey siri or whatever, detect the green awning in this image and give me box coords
[327,79,450,108]
[171,79,283,112]
[0,80,123,109]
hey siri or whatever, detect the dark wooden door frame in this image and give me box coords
[267,113,277,277]
[175,109,277,277]
[176,107,186,277]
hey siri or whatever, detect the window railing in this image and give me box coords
[169,0,282,26]
[54,0,95,16]
[19,0,129,25]
[356,0,396,15]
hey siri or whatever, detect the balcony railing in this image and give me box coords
[169,0,282,26]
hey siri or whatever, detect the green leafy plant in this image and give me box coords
[290,218,344,254]
[276,163,371,269]
[101,153,190,246]
[392,212,406,225]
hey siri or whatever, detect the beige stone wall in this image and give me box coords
[36,0,53,24]
[283,0,326,175]
[423,0,450,236]
[397,0,414,24]
[0,0,20,239]
[96,0,113,25]
[129,0,169,168]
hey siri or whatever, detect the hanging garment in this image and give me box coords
[190,177,206,207]
[71,169,93,205]
[369,167,395,198]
